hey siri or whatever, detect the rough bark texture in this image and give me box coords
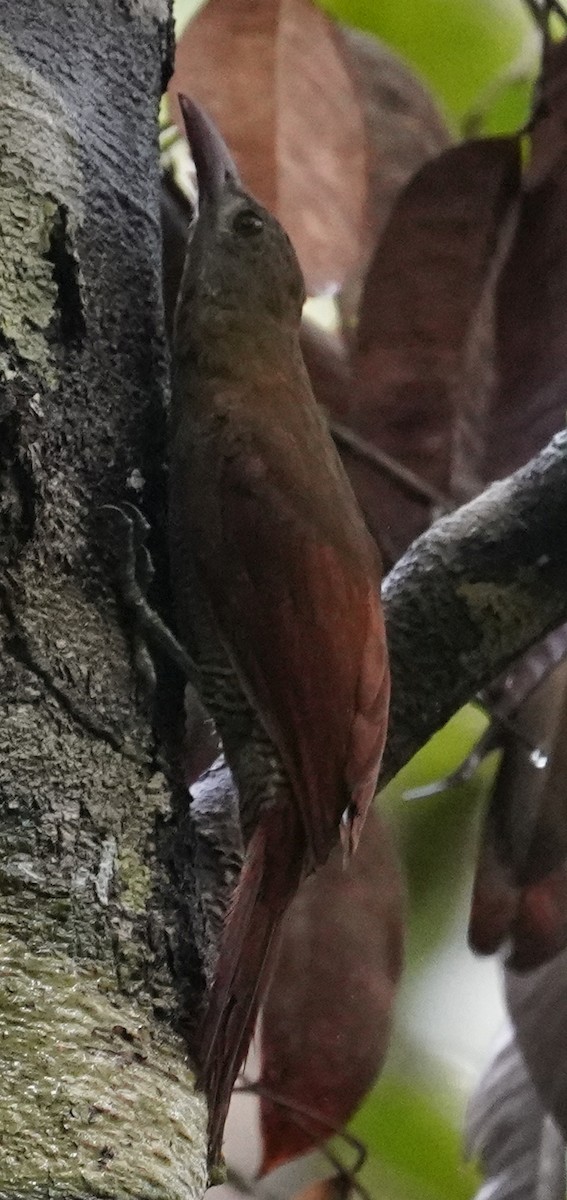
[383,429,567,781]
[0,3,208,1197]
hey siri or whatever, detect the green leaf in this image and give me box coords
[380,706,498,963]
[314,0,534,128]
[350,1076,480,1200]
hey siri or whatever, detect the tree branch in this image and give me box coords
[382,429,567,779]
[330,420,452,512]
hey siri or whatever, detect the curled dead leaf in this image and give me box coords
[336,26,450,334]
[470,660,567,970]
[258,808,404,1175]
[346,135,520,554]
[485,36,567,479]
[299,320,351,422]
[352,135,521,483]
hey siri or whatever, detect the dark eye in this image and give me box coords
[233,208,264,237]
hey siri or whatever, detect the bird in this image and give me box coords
[169,94,390,1164]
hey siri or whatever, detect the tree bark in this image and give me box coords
[383,429,567,780]
[0,3,208,1197]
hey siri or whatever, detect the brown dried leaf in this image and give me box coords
[299,320,351,422]
[346,136,521,553]
[169,0,368,295]
[258,808,404,1175]
[485,37,567,480]
[336,27,450,335]
[470,661,567,969]
[352,135,521,477]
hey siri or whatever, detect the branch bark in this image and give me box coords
[383,429,567,780]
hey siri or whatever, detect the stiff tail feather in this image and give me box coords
[197,801,305,1164]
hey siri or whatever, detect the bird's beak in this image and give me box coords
[178,94,240,209]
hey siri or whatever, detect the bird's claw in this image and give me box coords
[101,502,199,695]
[101,502,154,600]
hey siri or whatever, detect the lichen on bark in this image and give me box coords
[0,37,84,384]
[383,429,567,780]
[0,933,207,1200]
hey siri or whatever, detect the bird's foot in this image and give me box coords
[102,502,199,696]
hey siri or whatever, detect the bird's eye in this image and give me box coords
[233,208,264,237]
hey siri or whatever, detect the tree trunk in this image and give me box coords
[0,2,208,1196]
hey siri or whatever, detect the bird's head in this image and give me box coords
[175,95,306,334]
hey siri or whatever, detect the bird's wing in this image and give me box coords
[192,445,389,865]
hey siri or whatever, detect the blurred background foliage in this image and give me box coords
[317,0,537,133]
[173,0,539,134]
[169,2,536,1196]
[359,714,499,1200]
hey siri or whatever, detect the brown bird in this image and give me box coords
[170,95,390,1163]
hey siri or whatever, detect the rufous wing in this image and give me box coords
[192,445,389,866]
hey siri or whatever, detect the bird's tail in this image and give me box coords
[197,801,304,1165]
